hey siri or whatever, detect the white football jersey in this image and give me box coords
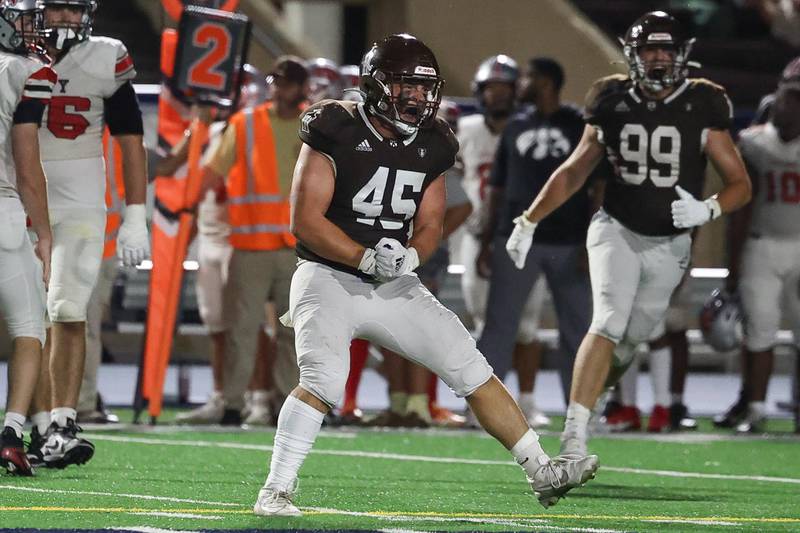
[40,36,136,208]
[738,122,800,238]
[198,121,231,244]
[0,51,56,197]
[456,113,500,234]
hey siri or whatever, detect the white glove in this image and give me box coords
[117,204,151,267]
[506,213,537,269]
[358,247,378,277]
[374,237,419,281]
[671,185,721,229]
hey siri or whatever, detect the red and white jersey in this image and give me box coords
[0,51,56,197]
[738,122,800,239]
[456,113,500,234]
[40,36,136,208]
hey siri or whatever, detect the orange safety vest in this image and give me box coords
[102,129,126,260]
[226,103,296,251]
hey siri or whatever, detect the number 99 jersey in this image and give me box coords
[585,74,733,236]
[297,99,458,276]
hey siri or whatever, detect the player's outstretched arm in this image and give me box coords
[705,130,752,215]
[291,143,370,269]
[522,124,605,224]
[13,122,52,285]
[408,174,446,263]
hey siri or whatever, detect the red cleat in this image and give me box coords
[647,405,671,433]
[430,403,466,427]
[600,405,641,432]
[1,427,34,476]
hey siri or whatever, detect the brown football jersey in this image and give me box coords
[585,75,733,236]
[297,99,458,276]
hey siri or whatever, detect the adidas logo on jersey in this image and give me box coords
[614,101,630,112]
[356,139,373,152]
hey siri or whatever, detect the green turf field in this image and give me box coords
[2,410,799,532]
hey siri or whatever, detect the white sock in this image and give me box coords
[648,347,671,407]
[511,429,548,477]
[32,411,51,434]
[3,412,26,439]
[563,402,591,441]
[265,395,325,492]
[51,407,77,428]
[671,392,683,405]
[619,357,639,407]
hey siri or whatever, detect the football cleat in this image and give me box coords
[1,427,34,476]
[242,402,273,427]
[647,405,670,433]
[41,420,95,469]
[520,402,551,429]
[669,402,698,431]
[529,454,599,508]
[253,486,301,517]
[175,393,225,425]
[713,395,748,428]
[26,425,46,468]
[599,404,641,432]
[735,409,766,434]
[401,411,430,429]
[430,403,465,428]
[365,410,407,428]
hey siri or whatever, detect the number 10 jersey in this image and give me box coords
[297,99,458,276]
[585,74,733,236]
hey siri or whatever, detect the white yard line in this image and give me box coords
[88,433,800,485]
[0,485,239,507]
[111,527,198,533]
[645,519,743,527]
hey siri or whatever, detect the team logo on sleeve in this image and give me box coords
[301,108,323,133]
[418,147,426,158]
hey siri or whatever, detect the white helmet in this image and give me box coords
[1,0,44,54]
[37,0,96,50]
[699,289,742,352]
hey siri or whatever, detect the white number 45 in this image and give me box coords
[352,166,425,230]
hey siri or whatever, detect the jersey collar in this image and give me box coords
[357,102,419,147]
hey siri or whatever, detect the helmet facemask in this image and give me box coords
[366,70,442,137]
[1,0,47,55]
[38,0,95,51]
[625,38,693,93]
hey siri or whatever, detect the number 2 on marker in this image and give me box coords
[187,22,232,91]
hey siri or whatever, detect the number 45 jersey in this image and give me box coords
[39,36,136,209]
[586,74,733,236]
[297,99,458,276]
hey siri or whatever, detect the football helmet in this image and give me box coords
[699,288,742,352]
[339,63,362,102]
[238,63,269,109]
[436,97,460,132]
[471,54,518,117]
[305,57,342,104]
[360,33,444,136]
[623,11,694,93]
[0,0,45,54]
[37,0,95,50]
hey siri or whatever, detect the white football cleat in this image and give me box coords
[253,486,302,517]
[559,430,588,458]
[529,454,599,508]
[175,392,225,425]
[520,402,551,429]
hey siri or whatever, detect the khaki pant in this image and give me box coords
[78,256,117,413]
[222,247,298,409]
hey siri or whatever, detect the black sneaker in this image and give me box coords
[26,425,46,468]
[1,427,34,476]
[41,420,95,469]
[713,393,749,428]
[669,403,698,431]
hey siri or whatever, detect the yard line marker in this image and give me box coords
[88,433,800,486]
[130,512,224,520]
[3,505,799,526]
[112,526,199,533]
[645,519,742,527]
[0,485,240,507]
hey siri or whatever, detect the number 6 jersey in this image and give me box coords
[585,74,733,236]
[297,99,458,276]
[39,36,136,209]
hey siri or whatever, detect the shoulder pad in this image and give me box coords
[431,115,459,154]
[69,37,128,81]
[688,77,727,94]
[300,99,356,137]
[584,74,629,109]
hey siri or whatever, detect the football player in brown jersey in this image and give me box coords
[506,11,751,458]
[252,34,599,517]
